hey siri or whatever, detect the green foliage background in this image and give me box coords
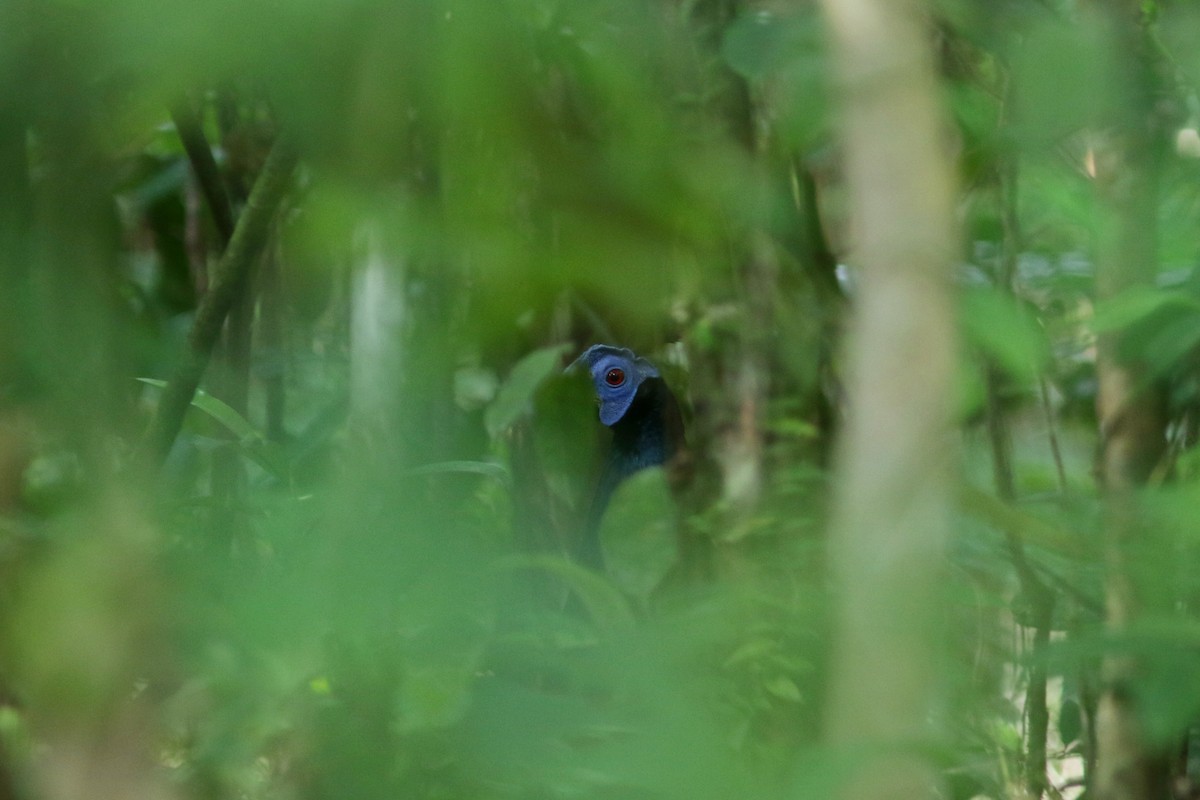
[3,1,1200,799]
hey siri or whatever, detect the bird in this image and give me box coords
[572,344,687,569]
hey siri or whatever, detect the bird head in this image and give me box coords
[571,344,661,427]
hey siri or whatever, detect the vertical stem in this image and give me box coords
[0,20,26,770]
[144,139,298,466]
[260,243,287,443]
[1037,376,1069,494]
[1091,2,1170,799]
[991,113,1055,800]
[171,102,235,244]
[0,77,30,396]
[1025,600,1053,799]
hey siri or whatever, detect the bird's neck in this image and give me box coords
[580,376,686,569]
[609,377,683,476]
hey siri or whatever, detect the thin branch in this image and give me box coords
[987,88,1055,796]
[984,352,1055,800]
[1037,376,1069,494]
[260,242,287,443]
[171,102,235,245]
[144,138,298,466]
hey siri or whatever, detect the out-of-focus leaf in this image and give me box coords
[492,553,636,634]
[20,453,82,514]
[395,626,488,733]
[961,287,1049,382]
[454,366,499,412]
[721,11,808,81]
[404,459,511,487]
[724,638,779,669]
[1052,621,1200,747]
[722,10,828,149]
[532,369,601,510]
[599,468,677,599]
[484,344,572,438]
[1012,18,1110,144]
[1091,286,1200,333]
[1059,697,1083,747]
[763,675,802,703]
[959,484,1088,560]
[1142,310,1200,377]
[765,418,819,440]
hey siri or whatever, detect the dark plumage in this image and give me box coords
[573,344,686,568]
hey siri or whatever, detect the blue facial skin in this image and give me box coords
[574,344,661,427]
[572,344,684,568]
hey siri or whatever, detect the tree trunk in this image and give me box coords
[817,0,959,798]
[1091,2,1170,799]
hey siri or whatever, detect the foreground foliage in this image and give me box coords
[2,2,1200,799]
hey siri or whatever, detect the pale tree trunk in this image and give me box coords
[817,1,959,798]
[1091,2,1170,798]
[350,223,408,455]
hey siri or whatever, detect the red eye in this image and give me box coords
[604,367,625,387]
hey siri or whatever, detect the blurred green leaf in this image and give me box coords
[453,365,499,412]
[722,12,803,80]
[404,460,511,487]
[599,467,678,599]
[395,626,488,734]
[484,344,573,438]
[1091,286,1200,332]
[1012,18,1110,144]
[493,553,636,634]
[764,675,803,703]
[961,287,1049,382]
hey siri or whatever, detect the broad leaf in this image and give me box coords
[484,344,572,438]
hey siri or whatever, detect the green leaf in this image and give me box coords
[1091,286,1200,333]
[764,676,803,703]
[394,629,487,733]
[723,638,779,669]
[721,10,828,148]
[137,378,287,477]
[1012,18,1110,145]
[454,365,499,412]
[765,418,819,440]
[721,11,815,81]
[959,484,1087,559]
[138,378,259,443]
[404,459,511,487]
[484,343,572,438]
[598,468,678,599]
[961,288,1049,382]
[492,553,636,634]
